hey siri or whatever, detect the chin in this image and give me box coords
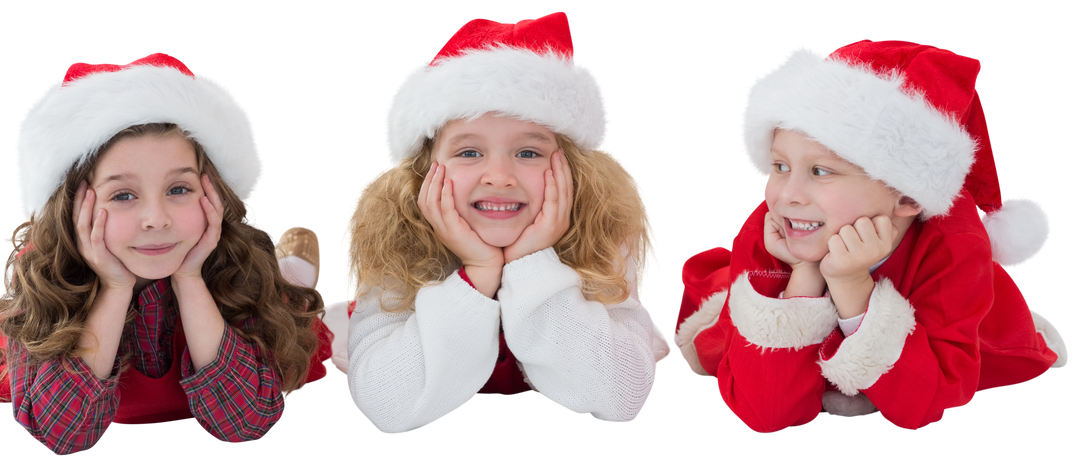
[477,230,524,249]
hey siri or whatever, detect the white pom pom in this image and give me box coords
[983,199,1049,266]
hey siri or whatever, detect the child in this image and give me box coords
[345,12,669,432]
[0,54,332,454]
[675,41,1066,431]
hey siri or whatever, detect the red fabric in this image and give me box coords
[457,267,531,395]
[830,41,1001,214]
[63,53,194,86]
[432,12,574,65]
[0,332,10,402]
[681,191,1057,431]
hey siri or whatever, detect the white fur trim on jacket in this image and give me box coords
[819,279,916,395]
[728,273,838,349]
[388,46,605,161]
[1030,311,1067,368]
[983,199,1049,266]
[18,65,258,216]
[744,50,976,218]
[675,290,727,375]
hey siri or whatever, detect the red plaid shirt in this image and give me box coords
[7,279,283,454]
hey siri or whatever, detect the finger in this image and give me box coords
[439,176,457,220]
[201,196,222,243]
[418,162,435,210]
[852,217,877,240]
[837,223,862,247]
[422,164,445,221]
[72,181,87,225]
[871,215,895,242]
[554,151,572,220]
[90,208,107,251]
[827,233,848,255]
[201,175,224,215]
[77,188,96,244]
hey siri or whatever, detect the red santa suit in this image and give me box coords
[677,192,1061,431]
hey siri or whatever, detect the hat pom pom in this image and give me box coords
[983,199,1048,266]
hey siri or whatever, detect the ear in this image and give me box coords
[893,196,922,219]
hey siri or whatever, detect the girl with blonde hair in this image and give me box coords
[345,12,669,433]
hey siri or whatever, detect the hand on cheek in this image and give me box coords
[504,150,572,264]
[173,175,223,280]
[819,215,896,285]
[419,162,505,269]
[764,211,826,297]
[73,181,135,290]
[763,211,805,268]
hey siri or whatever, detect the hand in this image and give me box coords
[504,150,572,263]
[819,215,897,285]
[173,175,224,280]
[418,162,504,269]
[73,181,136,290]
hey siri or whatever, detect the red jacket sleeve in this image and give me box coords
[819,228,989,429]
[7,339,120,454]
[179,324,284,442]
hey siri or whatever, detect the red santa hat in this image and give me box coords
[744,40,1048,265]
[18,53,258,217]
[387,12,605,161]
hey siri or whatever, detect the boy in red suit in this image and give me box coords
[675,41,1066,431]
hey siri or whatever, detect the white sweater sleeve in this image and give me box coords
[347,273,501,432]
[497,248,661,421]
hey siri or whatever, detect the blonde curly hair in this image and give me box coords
[349,133,649,311]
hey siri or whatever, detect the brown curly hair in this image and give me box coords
[349,133,650,312]
[1,123,322,392]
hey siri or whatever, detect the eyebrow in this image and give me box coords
[444,131,553,147]
[95,167,199,188]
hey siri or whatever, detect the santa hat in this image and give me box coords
[387,12,605,161]
[18,53,259,217]
[744,40,1047,265]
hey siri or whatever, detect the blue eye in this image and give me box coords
[112,192,135,202]
[459,150,480,158]
[168,186,191,196]
[774,163,789,173]
[517,150,539,159]
[812,167,831,176]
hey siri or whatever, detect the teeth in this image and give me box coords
[790,220,823,231]
[475,202,522,212]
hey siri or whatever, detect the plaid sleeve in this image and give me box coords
[179,324,283,442]
[8,341,120,455]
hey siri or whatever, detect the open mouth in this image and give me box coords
[788,219,823,231]
[474,201,523,212]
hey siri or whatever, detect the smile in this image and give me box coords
[474,201,523,212]
[788,219,823,231]
[133,243,177,256]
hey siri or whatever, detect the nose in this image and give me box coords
[141,197,172,230]
[480,155,517,188]
[777,173,809,206]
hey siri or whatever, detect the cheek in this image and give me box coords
[520,168,548,205]
[443,167,477,208]
[764,177,782,209]
[174,203,208,239]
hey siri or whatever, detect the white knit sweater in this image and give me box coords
[347,247,667,433]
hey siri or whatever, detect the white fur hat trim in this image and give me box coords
[19,65,258,216]
[744,50,976,218]
[388,46,605,161]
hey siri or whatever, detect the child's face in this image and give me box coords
[90,133,208,282]
[432,114,558,247]
[765,129,905,262]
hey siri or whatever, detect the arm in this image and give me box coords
[7,340,120,455]
[179,322,283,441]
[347,275,501,432]
[498,248,664,422]
[818,234,989,429]
[710,272,835,432]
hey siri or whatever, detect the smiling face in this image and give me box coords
[432,114,559,247]
[90,133,207,283]
[765,129,911,262]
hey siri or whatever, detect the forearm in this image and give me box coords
[78,285,132,379]
[180,325,283,441]
[826,273,874,320]
[499,248,657,421]
[784,263,826,298]
[171,275,225,370]
[348,276,501,432]
[9,344,119,454]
